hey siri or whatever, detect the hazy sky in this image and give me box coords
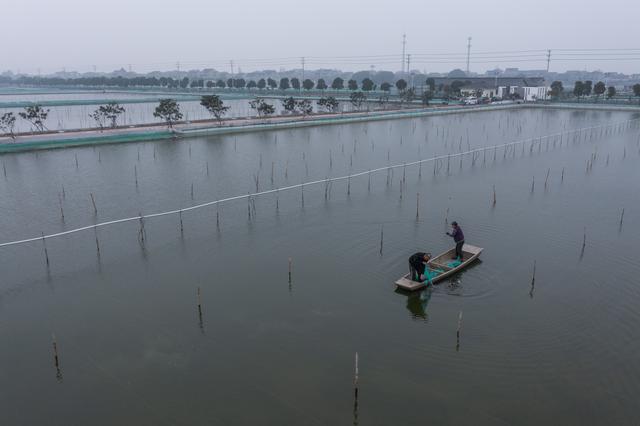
[4,0,640,74]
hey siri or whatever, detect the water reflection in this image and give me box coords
[396,287,432,321]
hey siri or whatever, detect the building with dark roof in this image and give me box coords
[429,76,545,90]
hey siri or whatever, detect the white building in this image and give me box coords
[517,86,548,101]
[498,86,548,101]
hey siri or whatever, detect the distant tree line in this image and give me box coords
[0,74,455,97]
[548,80,638,101]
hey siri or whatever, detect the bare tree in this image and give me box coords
[19,105,49,132]
[0,112,17,140]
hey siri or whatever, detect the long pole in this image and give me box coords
[546,49,552,72]
[466,37,472,75]
[401,34,406,73]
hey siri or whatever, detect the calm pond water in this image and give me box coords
[0,107,639,425]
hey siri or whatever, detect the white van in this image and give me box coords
[464,97,478,105]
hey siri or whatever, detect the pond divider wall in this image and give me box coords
[1,103,639,155]
[0,104,521,154]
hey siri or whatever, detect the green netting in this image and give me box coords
[0,130,174,153]
[3,103,637,154]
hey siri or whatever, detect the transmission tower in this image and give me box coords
[546,49,552,72]
[466,37,472,75]
[401,34,406,73]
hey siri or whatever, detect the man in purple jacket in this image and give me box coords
[446,221,465,260]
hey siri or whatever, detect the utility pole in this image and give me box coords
[401,34,406,73]
[406,54,411,73]
[230,60,234,76]
[301,57,305,84]
[466,37,472,75]
[546,49,552,72]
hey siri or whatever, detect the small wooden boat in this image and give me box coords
[395,244,483,291]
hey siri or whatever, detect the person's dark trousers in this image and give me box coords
[409,262,425,281]
[409,265,418,281]
[455,241,464,260]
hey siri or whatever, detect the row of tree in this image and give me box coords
[154,93,376,128]
[2,74,446,94]
[0,105,51,138]
[1,92,387,137]
[549,80,640,99]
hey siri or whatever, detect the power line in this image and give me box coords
[22,47,640,75]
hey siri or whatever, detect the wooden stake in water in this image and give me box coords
[58,193,65,222]
[94,227,101,258]
[530,260,536,298]
[531,176,535,193]
[134,165,138,187]
[52,333,62,381]
[41,232,50,267]
[197,287,204,331]
[416,193,420,220]
[379,226,384,255]
[75,154,78,169]
[544,168,550,189]
[138,214,146,247]
[288,257,292,284]
[179,210,184,234]
[90,193,98,215]
[492,185,497,206]
[353,352,359,408]
[456,311,463,351]
[619,208,625,230]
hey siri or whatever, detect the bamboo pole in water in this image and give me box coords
[456,311,463,351]
[544,168,550,189]
[619,208,625,229]
[90,193,98,215]
[52,333,62,380]
[58,194,65,221]
[41,232,49,267]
